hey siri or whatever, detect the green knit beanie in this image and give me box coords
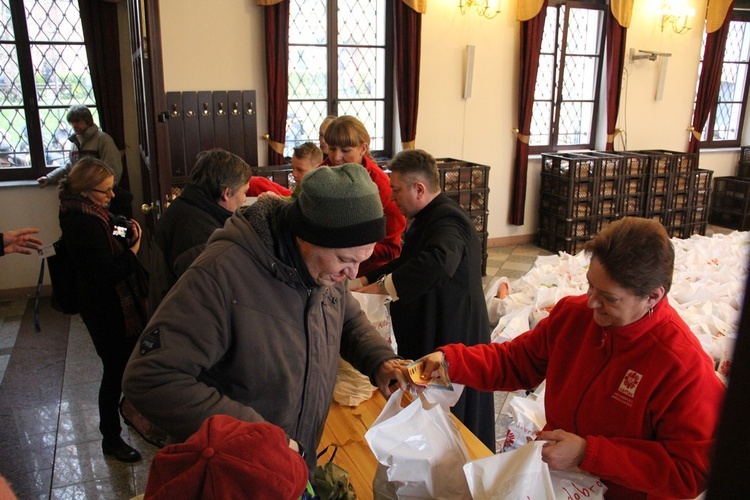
[287,163,386,248]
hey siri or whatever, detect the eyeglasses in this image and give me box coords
[91,187,114,196]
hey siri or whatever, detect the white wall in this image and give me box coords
[0,0,743,294]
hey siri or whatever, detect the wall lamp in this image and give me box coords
[459,0,501,20]
[661,0,696,34]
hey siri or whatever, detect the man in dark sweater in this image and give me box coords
[148,148,252,314]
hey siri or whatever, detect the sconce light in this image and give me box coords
[459,0,500,20]
[661,0,696,34]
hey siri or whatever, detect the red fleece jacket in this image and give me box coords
[439,294,725,499]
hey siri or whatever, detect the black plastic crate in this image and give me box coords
[668,209,690,227]
[619,152,649,176]
[645,211,670,225]
[671,172,691,192]
[636,149,697,173]
[690,169,713,191]
[435,159,490,191]
[539,192,596,218]
[646,193,669,212]
[538,229,590,255]
[469,211,489,234]
[584,151,622,178]
[619,194,645,215]
[598,177,620,198]
[714,176,750,198]
[540,172,597,199]
[538,210,592,238]
[444,188,489,212]
[620,175,647,195]
[541,153,599,178]
[738,160,750,179]
[597,197,619,216]
[692,189,711,207]
[648,174,671,193]
[691,205,709,224]
[711,191,750,214]
[741,146,750,162]
[709,208,750,231]
[671,191,691,209]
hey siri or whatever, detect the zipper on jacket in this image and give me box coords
[294,288,316,441]
[572,327,612,434]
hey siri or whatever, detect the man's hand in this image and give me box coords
[37,176,50,187]
[3,228,43,255]
[538,429,587,470]
[374,358,411,397]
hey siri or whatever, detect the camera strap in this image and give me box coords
[34,258,45,333]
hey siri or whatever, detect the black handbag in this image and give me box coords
[47,238,79,314]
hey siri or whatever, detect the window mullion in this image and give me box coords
[327,0,337,114]
[8,0,45,177]
[551,5,569,150]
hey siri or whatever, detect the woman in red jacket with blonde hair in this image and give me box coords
[321,115,405,276]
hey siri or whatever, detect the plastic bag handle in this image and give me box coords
[316,443,339,463]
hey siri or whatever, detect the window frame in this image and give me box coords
[698,9,750,150]
[286,0,394,159]
[529,0,607,155]
[0,0,95,183]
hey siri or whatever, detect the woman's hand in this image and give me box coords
[129,219,142,254]
[418,351,446,384]
[538,429,587,470]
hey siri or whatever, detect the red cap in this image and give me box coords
[144,415,308,500]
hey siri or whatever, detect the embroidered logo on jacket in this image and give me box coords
[611,369,642,407]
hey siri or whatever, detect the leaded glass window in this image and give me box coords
[695,11,750,148]
[0,0,96,181]
[287,0,391,159]
[530,1,605,152]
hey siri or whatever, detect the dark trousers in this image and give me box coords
[81,310,138,442]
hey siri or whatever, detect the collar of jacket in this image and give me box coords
[178,183,233,226]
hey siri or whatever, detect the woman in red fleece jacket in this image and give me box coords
[320,115,405,277]
[415,217,725,499]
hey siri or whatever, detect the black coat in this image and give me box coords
[366,193,495,449]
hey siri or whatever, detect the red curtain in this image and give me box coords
[689,4,734,155]
[78,0,127,187]
[510,2,547,225]
[605,11,627,152]
[264,1,290,165]
[394,0,421,149]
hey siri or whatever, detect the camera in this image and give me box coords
[111,215,134,241]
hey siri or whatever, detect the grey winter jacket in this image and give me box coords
[47,124,122,183]
[123,199,398,472]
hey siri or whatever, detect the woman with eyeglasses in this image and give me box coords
[58,157,147,462]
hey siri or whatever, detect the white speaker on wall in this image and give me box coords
[464,45,475,99]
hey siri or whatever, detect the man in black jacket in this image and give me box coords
[148,148,252,314]
[354,148,495,450]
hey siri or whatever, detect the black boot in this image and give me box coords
[102,437,142,463]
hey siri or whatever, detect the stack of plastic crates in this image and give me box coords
[737,146,750,178]
[435,158,491,275]
[709,175,750,231]
[633,150,707,238]
[538,153,600,254]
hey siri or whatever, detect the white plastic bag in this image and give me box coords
[333,292,397,406]
[365,389,472,499]
[464,441,607,500]
[464,441,554,499]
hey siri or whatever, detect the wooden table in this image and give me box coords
[316,390,494,500]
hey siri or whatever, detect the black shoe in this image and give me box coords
[102,438,142,463]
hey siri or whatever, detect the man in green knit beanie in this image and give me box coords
[124,163,409,477]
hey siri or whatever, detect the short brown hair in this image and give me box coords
[388,149,440,193]
[584,217,674,295]
[60,157,114,195]
[190,148,252,201]
[293,142,323,165]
